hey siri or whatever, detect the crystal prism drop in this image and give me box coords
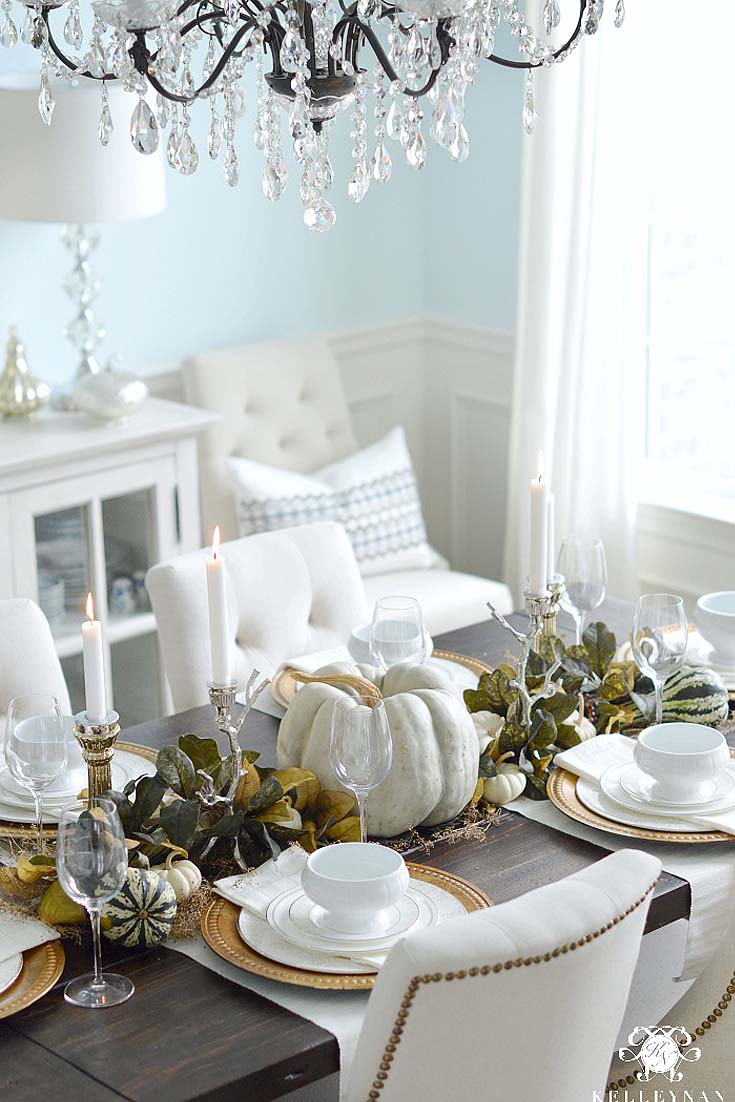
[130,99,160,155]
[348,159,369,203]
[585,3,599,33]
[98,89,113,146]
[430,93,457,148]
[177,130,199,174]
[262,160,287,201]
[522,71,537,134]
[448,123,469,163]
[386,100,400,140]
[156,93,169,129]
[614,0,625,27]
[38,74,54,125]
[289,95,310,141]
[543,0,560,34]
[406,130,426,170]
[406,26,424,66]
[166,127,180,169]
[63,8,82,48]
[280,28,302,73]
[30,15,47,49]
[20,8,33,44]
[357,0,376,17]
[371,139,392,183]
[303,196,336,232]
[314,156,333,192]
[0,14,18,48]
[224,145,239,187]
[208,113,222,160]
[225,0,239,24]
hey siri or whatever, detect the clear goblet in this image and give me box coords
[4,693,68,851]
[557,536,608,645]
[56,797,133,1008]
[632,593,688,726]
[370,596,428,670]
[329,695,392,843]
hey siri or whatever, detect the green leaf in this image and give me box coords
[583,622,617,679]
[537,635,566,667]
[524,772,551,800]
[237,819,281,867]
[156,746,197,798]
[105,790,136,833]
[498,720,527,757]
[197,809,244,841]
[525,650,546,680]
[554,723,582,750]
[178,734,223,776]
[534,692,578,723]
[478,754,498,779]
[128,775,167,832]
[594,700,626,734]
[242,750,261,765]
[464,669,519,716]
[528,708,557,751]
[159,798,200,849]
[244,776,284,817]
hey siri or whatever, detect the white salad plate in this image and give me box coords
[600,762,735,818]
[267,884,438,955]
[0,954,23,995]
[618,761,735,809]
[577,777,706,833]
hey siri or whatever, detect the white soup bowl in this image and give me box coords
[696,591,735,667]
[301,843,410,935]
[634,723,730,804]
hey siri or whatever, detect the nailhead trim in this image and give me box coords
[365,880,657,1102]
[607,965,735,1093]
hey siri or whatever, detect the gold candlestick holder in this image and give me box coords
[74,709,121,805]
[541,575,565,639]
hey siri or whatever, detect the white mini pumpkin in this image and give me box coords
[157,855,203,901]
[482,753,527,805]
[277,662,482,838]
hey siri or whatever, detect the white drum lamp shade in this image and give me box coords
[0,74,167,223]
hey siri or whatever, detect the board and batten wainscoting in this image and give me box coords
[144,317,732,606]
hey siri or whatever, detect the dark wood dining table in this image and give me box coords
[0,599,695,1101]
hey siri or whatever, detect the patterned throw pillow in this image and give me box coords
[228,426,443,576]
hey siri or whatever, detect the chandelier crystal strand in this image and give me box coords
[19,0,622,230]
[0,0,18,49]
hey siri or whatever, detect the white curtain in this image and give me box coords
[503,7,652,603]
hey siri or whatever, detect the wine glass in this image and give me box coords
[56,797,133,1008]
[370,596,428,670]
[632,594,688,726]
[557,537,608,645]
[329,695,393,843]
[4,694,68,852]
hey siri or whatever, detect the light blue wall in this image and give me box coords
[0,37,522,385]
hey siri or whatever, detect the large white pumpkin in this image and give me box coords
[277,662,482,837]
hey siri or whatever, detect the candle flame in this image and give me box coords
[212,525,221,560]
[537,450,545,482]
[85,592,95,622]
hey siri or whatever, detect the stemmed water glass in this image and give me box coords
[370,596,428,670]
[4,694,68,851]
[632,594,688,726]
[557,537,608,645]
[56,797,133,1008]
[329,695,393,843]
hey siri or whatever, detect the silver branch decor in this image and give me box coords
[485,593,564,732]
[206,668,271,813]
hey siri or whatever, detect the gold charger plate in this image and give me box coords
[0,741,158,842]
[202,863,493,990]
[431,649,492,679]
[547,767,735,844]
[0,940,65,1019]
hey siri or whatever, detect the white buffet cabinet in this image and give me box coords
[0,398,219,725]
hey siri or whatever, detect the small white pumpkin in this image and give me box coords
[471,710,505,754]
[569,693,596,741]
[277,661,482,838]
[482,752,527,806]
[157,854,202,901]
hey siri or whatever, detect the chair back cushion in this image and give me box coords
[183,339,357,541]
[146,522,369,711]
[0,599,71,724]
[345,849,662,1102]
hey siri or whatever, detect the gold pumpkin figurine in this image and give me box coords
[0,327,50,417]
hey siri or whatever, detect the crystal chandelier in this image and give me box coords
[0,0,625,231]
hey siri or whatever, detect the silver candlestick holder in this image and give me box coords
[486,585,567,732]
[203,670,270,812]
[74,709,121,805]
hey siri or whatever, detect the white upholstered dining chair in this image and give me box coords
[146,522,369,711]
[182,338,513,635]
[339,849,662,1102]
[0,598,71,726]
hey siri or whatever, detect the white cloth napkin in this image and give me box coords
[214,846,389,967]
[268,647,361,709]
[556,734,735,835]
[0,911,60,964]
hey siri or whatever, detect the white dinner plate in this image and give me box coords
[601,763,735,817]
[238,907,377,974]
[267,884,437,955]
[618,761,735,809]
[0,954,23,995]
[577,777,706,833]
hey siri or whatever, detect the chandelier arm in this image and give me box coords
[43,11,115,80]
[179,9,229,34]
[487,0,586,69]
[143,19,255,102]
[350,17,446,99]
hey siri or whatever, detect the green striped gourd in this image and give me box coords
[101,868,177,949]
[662,668,729,726]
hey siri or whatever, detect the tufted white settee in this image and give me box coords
[182,338,513,635]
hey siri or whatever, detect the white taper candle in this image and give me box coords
[82,592,107,723]
[529,451,549,596]
[206,525,232,687]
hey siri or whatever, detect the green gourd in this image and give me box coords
[661,668,729,726]
[101,868,177,949]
